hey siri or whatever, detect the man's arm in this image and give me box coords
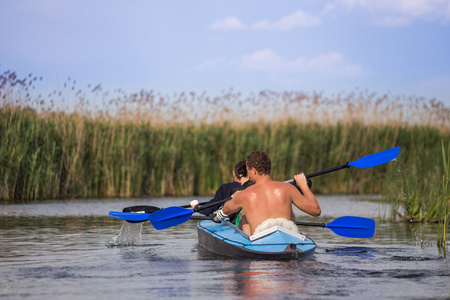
[291,173,321,217]
[213,192,243,222]
[222,194,243,215]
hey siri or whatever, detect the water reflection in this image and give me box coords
[222,261,312,298]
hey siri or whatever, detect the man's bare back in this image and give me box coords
[215,150,321,235]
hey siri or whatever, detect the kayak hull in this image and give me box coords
[197,220,315,260]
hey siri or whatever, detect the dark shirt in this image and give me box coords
[197,181,241,216]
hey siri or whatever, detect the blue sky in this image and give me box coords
[1,0,450,108]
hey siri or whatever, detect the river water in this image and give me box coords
[0,196,448,299]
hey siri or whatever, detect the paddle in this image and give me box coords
[148,146,401,230]
[284,146,401,184]
[296,216,375,238]
[110,208,211,222]
[190,215,376,239]
[109,200,210,223]
[108,205,160,222]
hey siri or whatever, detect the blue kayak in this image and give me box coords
[197,220,316,260]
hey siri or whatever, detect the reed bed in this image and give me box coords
[1,69,449,243]
[384,141,449,253]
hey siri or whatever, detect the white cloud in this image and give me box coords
[240,49,367,78]
[195,50,367,78]
[240,49,284,71]
[323,0,450,26]
[210,16,248,31]
[210,10,321,32]
[252,10,321,31]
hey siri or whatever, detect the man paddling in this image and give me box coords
[214,150,321,235]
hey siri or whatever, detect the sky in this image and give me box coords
[1,0,450,108]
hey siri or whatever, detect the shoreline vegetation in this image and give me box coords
[1,70,449,248]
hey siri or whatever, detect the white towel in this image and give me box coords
[254,217,299,234]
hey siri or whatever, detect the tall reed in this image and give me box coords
[1,70,450,209]
[2,108,449,202]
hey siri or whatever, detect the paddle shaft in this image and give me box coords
[194,196,233,212]
[284,163,349,184]
[295,221,326,227]
[305,163,349,179]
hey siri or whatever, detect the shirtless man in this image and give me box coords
[214,150,321,235]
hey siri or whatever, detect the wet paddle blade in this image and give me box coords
[326,216,375,238]
[349,146,400,169]
[148,206,194,230]
[109,211,151,222]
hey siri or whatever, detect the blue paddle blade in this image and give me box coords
[326,216,375,238]
[148,206,194,230]
[109,211,151,222]
[349,146,400,169]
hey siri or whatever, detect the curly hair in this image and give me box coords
[246,150,271,175]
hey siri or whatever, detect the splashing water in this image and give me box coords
[107,221,144,246]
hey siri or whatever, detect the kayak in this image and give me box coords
[197,220,316,260]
